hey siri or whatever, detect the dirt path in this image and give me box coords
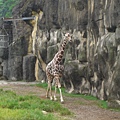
[0,81,120,120]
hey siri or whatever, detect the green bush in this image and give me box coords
[0,0,19,17]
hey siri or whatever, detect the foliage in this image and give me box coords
[0,89,72,120]
[0,0,19,17]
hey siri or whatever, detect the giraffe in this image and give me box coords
[46,33,72,103]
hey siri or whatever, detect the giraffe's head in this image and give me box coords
[64,33,72,42]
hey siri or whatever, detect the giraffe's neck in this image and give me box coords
[53,38,68,64]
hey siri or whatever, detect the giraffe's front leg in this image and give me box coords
[59,87,64,103]
[55,76,64,103]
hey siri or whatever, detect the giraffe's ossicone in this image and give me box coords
[46,33,72,103]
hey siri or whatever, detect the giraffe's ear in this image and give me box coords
[65,33,70,37]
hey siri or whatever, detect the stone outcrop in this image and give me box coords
[23,54,36,81]
[87,0,120,108]
[1,0,120,108]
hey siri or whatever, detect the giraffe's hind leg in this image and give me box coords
[54,85,57,101]
[46,74,53,100]
[46,81,50,98]
[46,81,53,100]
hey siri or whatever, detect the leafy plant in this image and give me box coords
[0,0,20,17]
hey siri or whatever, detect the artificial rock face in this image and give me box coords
[2,0,120,108]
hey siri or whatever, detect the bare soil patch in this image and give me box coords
[0,81,120,120]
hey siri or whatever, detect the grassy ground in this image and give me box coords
[0,82,120,120]
[36,83,108,109]
[0,89,72,120]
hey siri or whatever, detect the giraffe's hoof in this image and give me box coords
[61,100,64,104]
[46,96,49,99]
[54,97,57,101]
[50,97,53,101]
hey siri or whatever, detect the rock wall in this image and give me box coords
[2,0,120,108]
[87,0,120,108]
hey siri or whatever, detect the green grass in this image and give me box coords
[0,89,71,120]
[36,83,108,109]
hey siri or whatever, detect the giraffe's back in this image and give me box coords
[46,61,64,77]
